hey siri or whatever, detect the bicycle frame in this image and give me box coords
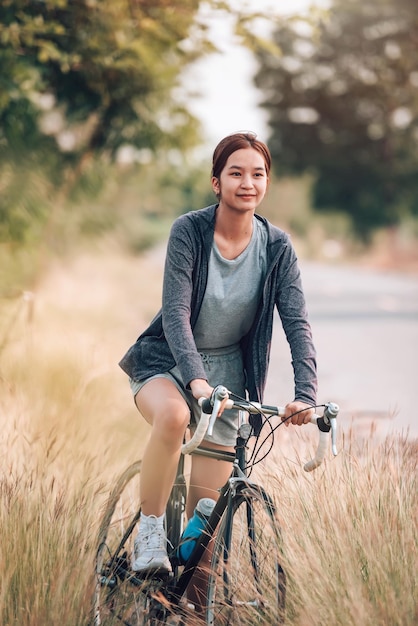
[94,390,338,625]
[164,421,259,606]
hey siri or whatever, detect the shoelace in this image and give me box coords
[135,525,173,553]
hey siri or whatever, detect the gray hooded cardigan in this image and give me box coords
[119,204,317,407]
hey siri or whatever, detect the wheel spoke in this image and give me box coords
[93,461,188,626]
[206,488,286,625]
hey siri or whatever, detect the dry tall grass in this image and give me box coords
[1,245,417,625]
[267,433,418,626]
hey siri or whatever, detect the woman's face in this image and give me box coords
[211,147,269,213]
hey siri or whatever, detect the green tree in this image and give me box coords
[252,0,418,241]
[0,0,217,242]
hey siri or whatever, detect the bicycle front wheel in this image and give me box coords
[206,485,286,625]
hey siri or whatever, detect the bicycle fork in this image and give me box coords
[167,474,255,604]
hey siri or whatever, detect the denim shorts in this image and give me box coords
[129,345,246,447]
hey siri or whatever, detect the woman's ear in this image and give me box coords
[211,176,220,198]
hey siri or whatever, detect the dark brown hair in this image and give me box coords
[211,132,271,179]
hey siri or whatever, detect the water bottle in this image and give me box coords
[177,498,216,564]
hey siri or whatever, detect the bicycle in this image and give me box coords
[93,386,339,625]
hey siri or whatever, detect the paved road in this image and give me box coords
[265,262,418,439]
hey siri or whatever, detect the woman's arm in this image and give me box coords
[275,243,318,407]
[161,218,208,388]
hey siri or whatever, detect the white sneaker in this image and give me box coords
[132,515,172,574]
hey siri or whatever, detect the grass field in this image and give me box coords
[1,246,417,625]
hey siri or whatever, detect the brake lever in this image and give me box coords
[207,385,229,437]
[323,402,339,456]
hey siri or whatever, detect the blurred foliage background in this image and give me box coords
[249,0,418,242]
[1,0,418,296]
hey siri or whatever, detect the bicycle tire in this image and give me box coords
[93,461,152,626]
[93,461,189,626]
[205,485,286,625]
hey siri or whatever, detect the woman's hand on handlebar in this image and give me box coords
[189,379,229,416]
[282,401,314,427]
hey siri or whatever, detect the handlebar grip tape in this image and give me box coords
[304,430,328,472]
[181,413,209,455]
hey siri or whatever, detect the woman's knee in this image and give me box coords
[154,403,190,440]
[135,378,190,435]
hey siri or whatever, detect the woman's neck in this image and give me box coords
[214,205,254,259]
[215,203,254,237]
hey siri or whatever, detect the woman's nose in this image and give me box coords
[240,174,253,188]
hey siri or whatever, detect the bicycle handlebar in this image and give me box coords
[181,386,339,472]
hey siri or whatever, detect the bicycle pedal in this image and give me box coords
[99,574,117,589]
[129,569,170,585]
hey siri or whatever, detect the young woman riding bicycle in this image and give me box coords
[118,131,317,616]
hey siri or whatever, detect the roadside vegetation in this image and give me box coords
[1,244,417,625]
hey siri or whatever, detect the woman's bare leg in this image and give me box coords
[135,378,190,516]
[187,444,234,617]
[187,444,233,516]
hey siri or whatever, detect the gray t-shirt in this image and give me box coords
[193,217,268,350]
